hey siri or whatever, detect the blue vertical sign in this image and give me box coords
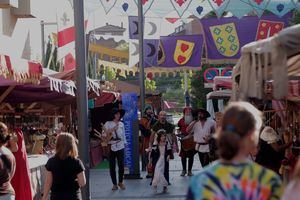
[122,93,138,174]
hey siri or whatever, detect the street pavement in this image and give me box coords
[90,155,202,200]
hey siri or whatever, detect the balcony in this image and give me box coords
[11,0,35,18]
[0,0,18,8]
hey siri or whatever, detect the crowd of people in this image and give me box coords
[1,100,299,200]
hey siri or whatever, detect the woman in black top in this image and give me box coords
[43,133,86,200]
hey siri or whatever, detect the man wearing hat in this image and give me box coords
[187,108,216,168]
[103,108,127,190]
[139,105,157,178]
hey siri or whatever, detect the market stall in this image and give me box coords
[232,24,300,183]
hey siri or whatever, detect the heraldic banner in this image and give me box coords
[158,34,203,68]
[201,13,291,61]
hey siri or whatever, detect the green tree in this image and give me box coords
[105,67,116,81]
[145,78,156,91]
[45,36,60,71]
[181,70,192,92]
[190,66,212,109]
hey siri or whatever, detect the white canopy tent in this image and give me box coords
[232,24,300,101]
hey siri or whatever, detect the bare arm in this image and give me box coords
[42,170,53,200]
[77,171,86,187]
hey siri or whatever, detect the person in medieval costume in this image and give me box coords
[177,107,196,176]
[139,105,157,178]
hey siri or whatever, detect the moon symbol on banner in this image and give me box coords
[148,22,157,36]
[131,42,139,56]
[147,43,156,57]
[133,21,139,35]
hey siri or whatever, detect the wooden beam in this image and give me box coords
[5,103,14,111]
[0,86,15,104]
[26,102,37,110]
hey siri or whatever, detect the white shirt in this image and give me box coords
[104,121,127,152]
[192,119,216,153]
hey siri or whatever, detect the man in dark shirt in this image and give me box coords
[150,111,177,184]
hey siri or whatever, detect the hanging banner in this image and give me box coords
[128,16,161,40]
[145,39,159,67]
[159,35,203,67]
[122,93,138,174]
[201,14,291,61]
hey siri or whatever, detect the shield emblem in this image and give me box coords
[209,23,240,57]
[256,20,284,40]
[173,40,195,65]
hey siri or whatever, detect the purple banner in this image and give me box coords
[129,16,139,40]
[201,13,291,60]
[144,39,159,67]
[158,35,203,67]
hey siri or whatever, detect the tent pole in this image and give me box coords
[138,0,145,113]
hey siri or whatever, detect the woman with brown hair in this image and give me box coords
[42,133,86,200]
[0,122,16,200]
[186,102,283,200]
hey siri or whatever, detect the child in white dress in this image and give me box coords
[149,129,172,193]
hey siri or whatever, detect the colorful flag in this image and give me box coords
[144,39,159,67]
[208,0,230,17]
[129,39,159,67]
[56,0,88,71]
[256,20,284,40]
[169,0,193,17]
[56,0,75,60]
[128,16,161,40]
[159,35,203,67]
[99,0,117,14]
[201,14,291,60]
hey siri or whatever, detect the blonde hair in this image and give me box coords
[55,132,78,160]
[0,122,9,145]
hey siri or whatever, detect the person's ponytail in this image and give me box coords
[218,131,241,160]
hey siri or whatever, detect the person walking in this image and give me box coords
[177,107,195,176]
[186,108,216,168]
[139,105,157,178]
[0,122,16,200]
[186,102,283,200]
[149,130,172,193]
[42,133,86,200]
[104,108,127,190]
[150,111,177,185]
